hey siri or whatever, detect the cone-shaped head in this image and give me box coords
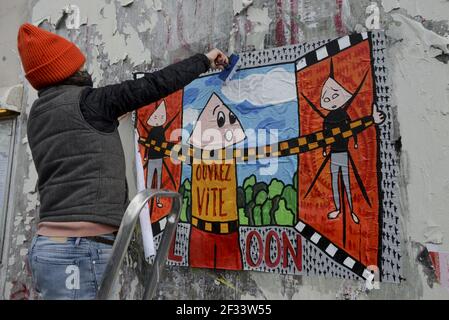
[320,77,352,111]
[147,100,167,127]
[188,93,246,150]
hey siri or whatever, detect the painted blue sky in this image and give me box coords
[181,63,299,186]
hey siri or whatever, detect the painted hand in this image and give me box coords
[206,49,229,70]
[372,103,386,124]
[323,150,327,157]
[354,143,358,149]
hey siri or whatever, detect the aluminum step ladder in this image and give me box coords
[96,189,182,300]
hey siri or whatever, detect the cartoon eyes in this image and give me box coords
[217,111,225,128]
[216,111,237,127]
[229,112,237,124]
[323,94,340,103]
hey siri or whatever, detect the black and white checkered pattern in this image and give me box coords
[295,220,373,281]
[296,32,369,71]
[151,216,168,236]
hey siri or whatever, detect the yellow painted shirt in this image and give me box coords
[191,160,238,222]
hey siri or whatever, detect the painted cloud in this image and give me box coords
[222,67,296,106]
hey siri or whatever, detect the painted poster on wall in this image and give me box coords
[134,31,402,283]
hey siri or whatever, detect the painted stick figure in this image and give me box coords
[301,59,373,224]
[139,100,179,207]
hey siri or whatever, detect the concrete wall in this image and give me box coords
[0,0,30,88]
[0,0,448,300]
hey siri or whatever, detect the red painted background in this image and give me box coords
[136,90,183,223]
[297,41,379,267]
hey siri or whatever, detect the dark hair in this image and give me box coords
[58,69,93,87]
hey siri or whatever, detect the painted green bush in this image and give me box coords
[282,185,297,219]
[239,208,249,225]
[253,205,262,226]
[179,179,192,223]
[268,178,284,199]
[180,197,189,222]
[243,175,256,190]
[262,200,272,225]
[245,186,253,205]
[180,171,298,227]
[274,199,295,226]
[255,190,268,205]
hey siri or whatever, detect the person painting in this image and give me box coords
[18,23,228,300]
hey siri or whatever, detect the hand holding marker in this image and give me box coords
[206,49,240,83]
[206,49,229,70]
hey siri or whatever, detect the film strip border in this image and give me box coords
[149,222,190,267]
[237,38,333,69]
[133,33,368,80]
[371,31,402,283]
[302,236,361,280]
[139,115,375,164]
[151,216,168,236]
[191,34,333,76]
[296,32,369,71]
[295,220,373,281]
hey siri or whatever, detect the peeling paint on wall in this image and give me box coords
[382,0,400,13]
[387,11,449,257]
[2,0,449,300]
[233,0,254,16]
[388,0,449,22]
[246,6,272,50]
[32,0,154,83]
[120,0,134,8]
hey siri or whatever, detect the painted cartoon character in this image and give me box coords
[188,93,246,270]
[141,100,179,207]
[140,85,385,271]
[301,59,373,224]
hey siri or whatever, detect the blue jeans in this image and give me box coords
[28,235,114,300]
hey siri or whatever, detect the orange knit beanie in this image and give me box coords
[17,23,86,90]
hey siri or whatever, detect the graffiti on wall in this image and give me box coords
[135,31,402,283]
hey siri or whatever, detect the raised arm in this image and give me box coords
[81,49,228,122]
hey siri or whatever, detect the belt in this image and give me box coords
[191,217,238,234]
[85,233,116,246]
